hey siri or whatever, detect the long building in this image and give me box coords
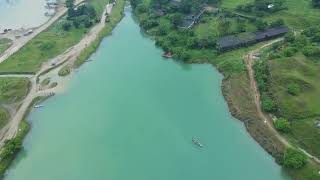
[217,26,289,51]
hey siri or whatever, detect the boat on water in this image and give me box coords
[192,137,203,148]
[162,51,173,58]
[34,105,44,108]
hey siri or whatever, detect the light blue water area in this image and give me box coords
[5,7,290,180]
[0,0,49,30]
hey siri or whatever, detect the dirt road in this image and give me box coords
[244,39,320,164]
[0,3,113,143]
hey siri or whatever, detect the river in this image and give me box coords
[4,7,290,180]
[0,0,49,30]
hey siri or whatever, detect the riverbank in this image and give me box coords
[0,0,126,177]
[129,0,320,179]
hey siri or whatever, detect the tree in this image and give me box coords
[65,0,74,8]
[170,13,183,28]
[274,118,291,133]
[270,19,284,27]
[218,19,231,36]
[312,0,320,8]
[284,32,295,43]
[283,148,307,169]
[62,21,72,31]
[255,19,268,30]
[261,95,276,112]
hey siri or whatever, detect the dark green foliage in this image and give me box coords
[253,61,269,92]
[217,18,231,35]
[254,19,268,30]
[312,0,320,8]
[302,46,320,57]
[39,41,55,51]
[261,95,276,112]
[274,118,291,133]
[141,19,159,29]
[136,4,148,13]
[66,0,98,29]
[170,13,183,28]
[270,19,284,28]
[283,148,307,169]
[284,32,295,43]
[62,21,72,31]
[287,83,300,95]
[282,47,297,57]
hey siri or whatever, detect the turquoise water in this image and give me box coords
[0,0,48,30]
[5,8,289,180]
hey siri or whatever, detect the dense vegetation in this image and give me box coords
[65,0,98,30]
[0,121,30,177]
[283,148,307,169]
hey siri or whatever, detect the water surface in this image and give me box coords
[5,7,289,180]
[0,0,48,30]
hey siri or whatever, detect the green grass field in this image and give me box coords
[0,38,12,55]
[269,55,320,119]
[0,77,30,104]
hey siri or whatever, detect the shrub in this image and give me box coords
[274,118,291,133]
[283,47,297,57]
[62,21,72,31]
[261,95,276,112]
[270,19,284,28]
[283,148,307,169]
[39,42,55,51]
[287,83,300,95]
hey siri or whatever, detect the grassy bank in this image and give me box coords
[0,39,12,55]
[131,0,320,179]
[74,0,126,67]
[0,120,30,178]
[0,0,109,74]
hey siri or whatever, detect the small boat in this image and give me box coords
[162,51,173,58]
[85,59,93,62]
[192,137,203,148]
[34,105,44,108]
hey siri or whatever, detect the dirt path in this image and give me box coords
[244,39,320,164]
[0,0,84,64]
[0,3,113,144]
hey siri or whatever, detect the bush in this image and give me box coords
[283,148,307,169]
[274,118,291,133]
[261,95,276,112]
[62,21,72,31]
[39,42,55,51]
[283,47,297,57]
[270,19,284,28]
[287,83,300,95]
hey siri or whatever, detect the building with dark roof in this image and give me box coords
[217,26,289,51]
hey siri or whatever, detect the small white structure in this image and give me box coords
[268,4,274,9]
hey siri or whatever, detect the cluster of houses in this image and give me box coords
[216,26,289,51]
